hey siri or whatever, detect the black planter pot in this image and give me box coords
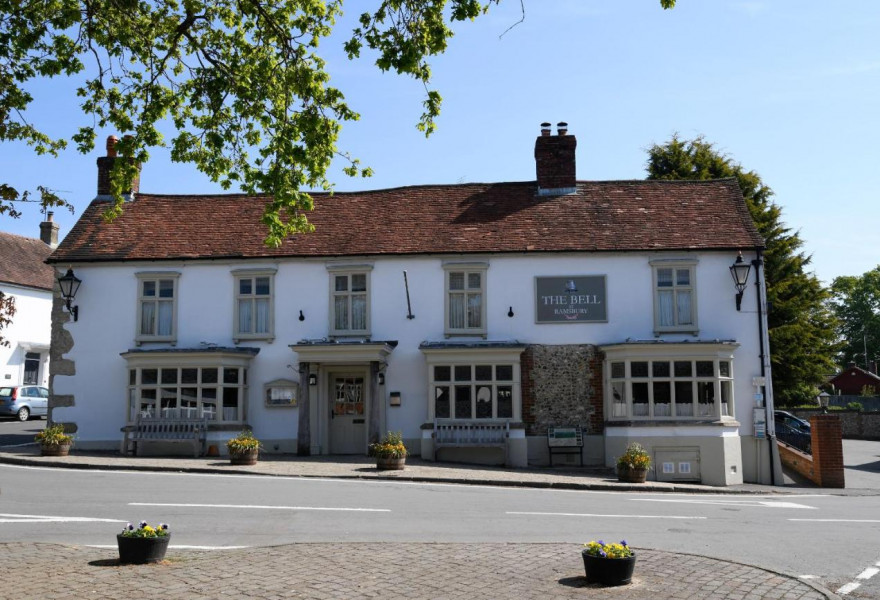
[117,534,171,564]
[582,550,636,586]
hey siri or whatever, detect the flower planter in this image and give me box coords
[117,534,171,564]
[617,466,648,483]
[582,551,636,586]
[230,448,259,465]
[376,456,405,471]
[41,443,71,457]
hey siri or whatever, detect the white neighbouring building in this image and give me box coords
[0,215,59,388]
[48,124,781,486]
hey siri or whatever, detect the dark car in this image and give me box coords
[0,385,49,421]
[774,410,811,453]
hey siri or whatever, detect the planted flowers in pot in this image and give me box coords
[227,430,261,465]
[35,424,72,457]
[582,540,636,586]
[117,521,170,564]
[616,442,651,483]
[369,431,406,470]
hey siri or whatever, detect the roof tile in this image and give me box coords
[49,179,763,263]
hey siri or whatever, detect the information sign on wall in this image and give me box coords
[535,276,607,323]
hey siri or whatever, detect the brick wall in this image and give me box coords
[777,415,845,488]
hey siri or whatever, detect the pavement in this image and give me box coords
[0,445,845,599]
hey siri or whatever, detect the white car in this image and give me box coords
[0,385,49,421]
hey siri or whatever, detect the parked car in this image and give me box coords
[774,410,811,432]
[774,410,811,453]
[0,386,49,421]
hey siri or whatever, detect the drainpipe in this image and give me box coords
[752,248,777,485]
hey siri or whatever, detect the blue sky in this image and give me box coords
[2,1,878,285]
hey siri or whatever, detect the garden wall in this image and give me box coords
[791,409,880,440]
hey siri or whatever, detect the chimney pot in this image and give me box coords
[540,122,552,136]
[39,211,60,248]
[106,135,119,157]
[557,121,568,136]
[97,133,140,197]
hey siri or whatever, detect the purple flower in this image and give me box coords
[620,540,628,546]
[597,540,605,546]
[139,520,148,529]
[599,550,607,558]
[159,523,168,530]
[126,523,134,531]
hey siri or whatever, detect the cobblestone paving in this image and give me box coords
[4,542,832,600]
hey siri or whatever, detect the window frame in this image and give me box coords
[232,268,277,343]
[422,346,522,422]
[443,262,488,337]
[327,264,373,338]
[122,350,256,424]
[650,259,698,335]
[603,343,737,423]
[135,272,180,345]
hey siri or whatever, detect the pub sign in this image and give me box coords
[535,276,607,323]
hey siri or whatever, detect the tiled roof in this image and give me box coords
[0,231,55,290]
[49,179,763,263]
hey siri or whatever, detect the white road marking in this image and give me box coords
[835,561,880,595]
[0,513,126,524]
[631,498,816,509]
[789,519,880,523]
[798,575,818,580]
[837,582,861,595]
[87,544,248,550]
[506,511,706,519]
[129,502,390,512]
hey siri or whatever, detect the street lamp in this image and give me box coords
[729,252,752,311]
[817,391,831,414]
[57,268,82,322]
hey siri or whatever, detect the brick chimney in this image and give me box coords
[97,135,140,197]
[534,121,577,196]
[39,211,59,248]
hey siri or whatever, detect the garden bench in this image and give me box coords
[121,415,208,457]
[547,426,583,466]
[433,419,509,462]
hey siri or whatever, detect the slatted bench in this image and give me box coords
[433,419,509,463]
[547,426,584,466]
[121,415,208,457]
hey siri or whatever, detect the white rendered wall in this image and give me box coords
[0,283,51,386]
[53,249,766,454]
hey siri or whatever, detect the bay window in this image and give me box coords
[123,349,257,424]
[603,342,737,422]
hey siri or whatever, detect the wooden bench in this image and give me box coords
[547,426,583,466]
[121,415,208,457]
[433,419,509,462]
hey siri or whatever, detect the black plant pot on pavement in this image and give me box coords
[117,534,171,564]
[582,551,636,586]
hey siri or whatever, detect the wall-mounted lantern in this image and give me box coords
[377,372,385,386]
[308,373,317,386]
[729,252,752,311]
[58,268,82,322]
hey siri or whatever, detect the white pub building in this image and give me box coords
[47,123,778,485]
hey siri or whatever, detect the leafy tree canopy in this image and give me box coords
[830,266,880,370]
[646,135,840,406]
[2,0,674,247]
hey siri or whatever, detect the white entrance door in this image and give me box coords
[329,375,367,454]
